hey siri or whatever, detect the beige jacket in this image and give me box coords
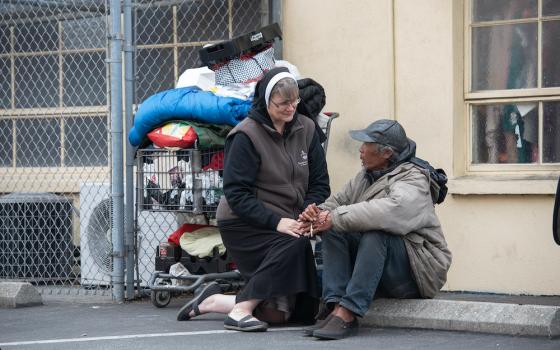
[320,162,452,298]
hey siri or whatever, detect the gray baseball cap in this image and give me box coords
[349,119,409,152]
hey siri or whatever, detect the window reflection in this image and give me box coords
[543,20,560,88]
[0,58,10,109]
[0,26,10,54]
[472,103,539,164]
[16,118,61,167]
[0,119,13,166]
[65,116,108,166]
[136,6,173,45]
[63,52,107,107]
[473,0,537,22]
[543,0,560,16]
[15,55,59,108]
[135,48,175,103]
[62,16,106,50]
[543,102,560,163]
[472,23,537,91]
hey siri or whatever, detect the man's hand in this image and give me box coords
[314,210,332,232]
[277,218,304,238]
[299,203,322,222]
[301,209,332,237]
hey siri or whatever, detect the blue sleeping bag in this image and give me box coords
[128,87,252,146]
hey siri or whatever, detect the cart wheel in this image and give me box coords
[151,289,171,308]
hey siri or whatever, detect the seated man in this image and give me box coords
[299,119,452,340]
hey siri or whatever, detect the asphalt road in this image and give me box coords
[1,298,559,350]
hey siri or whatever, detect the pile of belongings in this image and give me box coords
[129,23,330,211]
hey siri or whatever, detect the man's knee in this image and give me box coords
[360,230,391,246]
[321,229,346,244]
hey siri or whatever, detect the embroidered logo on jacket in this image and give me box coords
[298,150,308,166]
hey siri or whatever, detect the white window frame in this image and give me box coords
[464,0,560,175]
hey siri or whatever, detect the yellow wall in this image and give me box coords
[283,0,395,187]
[283,0,560,295]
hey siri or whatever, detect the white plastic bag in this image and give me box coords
[169,262,191,286]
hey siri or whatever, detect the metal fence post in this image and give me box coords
[109,0,125,303]
[123,0,136,301]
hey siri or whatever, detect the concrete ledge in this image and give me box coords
[0,282,43,308]
[363,299,560,338]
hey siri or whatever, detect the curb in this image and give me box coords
[363,299,560,338]
[0,282,43,308]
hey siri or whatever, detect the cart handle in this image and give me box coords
[321,112,339,153]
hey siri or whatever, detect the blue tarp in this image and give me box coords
[128,87,252,146]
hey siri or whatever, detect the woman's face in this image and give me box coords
[267,92,299,126]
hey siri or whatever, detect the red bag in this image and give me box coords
[167,223,212,246]
[147,121,198,149]
[202,151,224,171]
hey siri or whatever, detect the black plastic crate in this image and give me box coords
[198,23,281,66]
[154,243,236,275]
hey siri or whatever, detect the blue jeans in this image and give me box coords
[321,229,420,317]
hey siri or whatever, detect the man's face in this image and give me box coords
[359,142,391,171]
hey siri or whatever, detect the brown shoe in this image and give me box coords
[302,313,333,336]
[302,301,335,336]
[312,315,359,340]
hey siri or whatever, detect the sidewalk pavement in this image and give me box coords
[363,291,560,338]
[2,282,559,338]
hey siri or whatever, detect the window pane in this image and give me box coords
[543,20,560,88]
[136,5,173,45]
[0,26,10,54]
[0,119,13,166]
[63,52,107,107]
[543,102,560,163]
[472,103,538,164]
[136,48,175,103]
[232,0,264,37]
[472,23,537,91]
[64,116,108,166]
[15,55,59,108]
[62,16,106,50]
[177,0,229,43]
[0,58,11,109]
[14,21,58,53]
[16,118,61,167]
[543,0,560,16]
[178,46,202,74]
[472,0,537,22]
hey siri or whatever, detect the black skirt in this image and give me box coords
[218,219,319,323]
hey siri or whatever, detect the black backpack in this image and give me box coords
[410,157,448,205]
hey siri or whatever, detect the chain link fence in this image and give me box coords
[0,0,112,298]
[0,0,274,300]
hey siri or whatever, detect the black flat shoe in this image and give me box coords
[312,315,358,340]
[302,301,335,336]
[176,282,221,321]
[302,314,333,336]
[223,315,268,332]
